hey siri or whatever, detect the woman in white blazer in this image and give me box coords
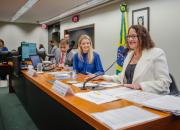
[102,25,171,94]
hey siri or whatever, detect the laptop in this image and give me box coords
[30,55,41,69]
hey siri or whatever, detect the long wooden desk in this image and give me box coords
[12,70,180,130]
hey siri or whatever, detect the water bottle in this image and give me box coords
[70,70,76,81]
[37,63,43,72]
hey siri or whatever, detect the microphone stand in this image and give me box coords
[81,60,117,90]
[81,47,129,90]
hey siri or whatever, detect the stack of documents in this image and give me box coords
[141,95,180,116]
[75,91,118,104]
[119,91,180,116]
[48,72,71,80]
[97,87,137,98]
[75,87,136,104]
[55,73,70,80]
[72,82,121,89]
[92,106,160,130]
[73,82,98,88]
[98,82,122,88]
[118,91,162,104]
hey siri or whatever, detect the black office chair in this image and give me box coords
[169,73,179,96]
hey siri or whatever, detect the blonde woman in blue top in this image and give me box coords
[73,35,104,76]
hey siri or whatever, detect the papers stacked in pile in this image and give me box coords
[48,71,71,80]
[75,87,136,104]
[118,91,180,116]
[92,106,160,130]
[141,95,180,116]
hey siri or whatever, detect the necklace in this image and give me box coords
[130,52,142,64]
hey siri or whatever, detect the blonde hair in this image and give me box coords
[78,35,93,63]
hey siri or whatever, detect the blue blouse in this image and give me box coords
[0,47,8,51]
[73,52,104,75]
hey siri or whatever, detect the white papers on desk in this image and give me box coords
[119,91,162,104]
[55,74,70,80]
[97,87,137,98]
[47,71,71,80]
[75,91,118,104]
[92,106,160,130]
[73,82,98,88]
[142,95,180,116]
[98,82,122,88]
[73,82,121,88]
[75,87,136,104]
[47,71,70,75]
[119,91,180,116]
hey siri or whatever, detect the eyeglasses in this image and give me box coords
[126,35,138,40]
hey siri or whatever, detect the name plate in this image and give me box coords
[28,69,37,77]
[52,80,74,96]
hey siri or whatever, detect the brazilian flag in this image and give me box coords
[116,3,128,74]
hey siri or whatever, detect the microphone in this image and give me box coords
[122,47,129,57]
[81,60,117,90]
[81,47,129,90]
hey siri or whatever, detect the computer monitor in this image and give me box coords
[29,43,37,56]
[21,42,37,61]
[30,55,41,69]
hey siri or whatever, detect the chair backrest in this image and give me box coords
[169,73,179,95]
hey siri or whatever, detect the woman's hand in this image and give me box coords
[123,83,142,90]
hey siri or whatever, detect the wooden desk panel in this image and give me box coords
[0,63,13,93]
[17,70,180,130]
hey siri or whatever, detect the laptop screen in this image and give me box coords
[30,55,41,69]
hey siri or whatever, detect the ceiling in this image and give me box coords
[0,0,91,24]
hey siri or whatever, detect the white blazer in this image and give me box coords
[103,48,171,94]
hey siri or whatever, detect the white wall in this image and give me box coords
[0,22,48,51]
[60,0,180,89]
[61,3,121,75]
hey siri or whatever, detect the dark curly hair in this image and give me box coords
[0,39,4,45]
[127,25,155,50]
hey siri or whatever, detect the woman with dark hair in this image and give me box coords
[0,39,8,80]
[101,25,171,94]
[0,39,8,51]
[39,44,45,52]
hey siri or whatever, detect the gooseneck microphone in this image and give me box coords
[81,47,129,90]
[81,60,117,90]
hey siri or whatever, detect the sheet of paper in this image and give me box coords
[119,91,162,104]
[55,73,70,80]
[142,95,180,113]
[97,87,137,98]
[47,71,70,75]
[98,82,122,88]
[73,82,98,88]
[92,106,160,130]
[75,91,118,104]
